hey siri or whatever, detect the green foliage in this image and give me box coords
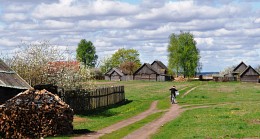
[168,32,200,77]
[100,57,113,74]
[76,39,98,67]
[100,48,141,74]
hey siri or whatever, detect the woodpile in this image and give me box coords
[0,89,73,139]
[174,76,187,82]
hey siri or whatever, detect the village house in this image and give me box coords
[0,59,31,104]
[133,60,172,81]
[232,61,248,81]
[213,61,259,83]
[105,68,133,81]
[239,66,259,82]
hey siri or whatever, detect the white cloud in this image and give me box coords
[78,18,133,29]
[0,38,19,47]
[43,20,74,29]
[32,0,139,19]
[2,13,27,21]
[0,0,259,72]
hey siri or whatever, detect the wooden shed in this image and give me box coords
[240,66,259,82]
[151,60,168,75]
[105,68,133,81]
[133,63,159,81]
[151,60,172,81]
[0,59,31,104]
[232,61,247,80]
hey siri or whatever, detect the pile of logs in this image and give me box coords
[174,76,187,82]
[0,89,73,138]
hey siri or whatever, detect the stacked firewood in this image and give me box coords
[0,89,73,139]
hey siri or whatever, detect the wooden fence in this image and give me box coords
[62,86,125,113]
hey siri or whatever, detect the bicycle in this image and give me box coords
[171,94,176,104]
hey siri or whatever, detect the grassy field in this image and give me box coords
[55,80,260,139]
[73,81,199,131]
[152,81,260,139]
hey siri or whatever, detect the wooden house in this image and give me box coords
[105,68,133,81]
[0,59,31,104]
[240,66,259,82]
[151,60,172,81]
[151,60,168,75]
[133,61,172,81]
[232,61,247,80]
[133,63,159,81]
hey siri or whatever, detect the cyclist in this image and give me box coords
[169,86,178,104]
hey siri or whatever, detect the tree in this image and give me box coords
[76,39,98,67]
[3,41,94,89]
[119,61,139,75]
[99,56,113,74]
[220,65,236,76]
[256,65,260,74]
[168,32,200,78]
[100,48,141,74]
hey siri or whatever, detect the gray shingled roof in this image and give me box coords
[240,65,260,76]
[151,60,168,70]
[232,61,247,73]
[0,59,31,89]
[105,68,124,77]
[134,63,160,75]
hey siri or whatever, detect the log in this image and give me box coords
[0,89,73,139]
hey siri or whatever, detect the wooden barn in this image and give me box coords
[133,63,159,81]
[240,66,259,82]
[105,68,133,81]
[133,61,172,81]
[232,61,248,80]
[0,59,31,104]
[151,60,168,75]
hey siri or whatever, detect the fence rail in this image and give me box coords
[62,86,125,113]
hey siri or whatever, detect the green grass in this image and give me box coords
[152,81,260,139]
[52,80,260,139]
[179,82,260,105]
[152,103,260,139]
[74,100,151,131]
[100,112,165,139]
[72,81,198,131]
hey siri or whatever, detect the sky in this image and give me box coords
[0,0,260,72]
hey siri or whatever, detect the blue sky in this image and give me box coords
[0,0,260,72]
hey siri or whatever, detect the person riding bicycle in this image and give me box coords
[169,86,178,104]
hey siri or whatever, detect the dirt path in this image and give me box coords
[123,104,183,139]
[73,86,200,139]
[181,86,198,98]
[73,101,159,139]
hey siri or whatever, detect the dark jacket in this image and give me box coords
[170,87,177,97]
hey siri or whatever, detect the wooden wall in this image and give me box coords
[63,86,125,113]
[240,75,259,82]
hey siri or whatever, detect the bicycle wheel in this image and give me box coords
[171,96,175,104]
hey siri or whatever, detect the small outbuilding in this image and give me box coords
[151,60,168,74]
[133,63,159,81]
[240,65,259,82]
[105,68,133,81]
[232,61,248,80]
[151,60,172,81]
[0,59,31,104]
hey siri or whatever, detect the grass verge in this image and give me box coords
[100,112,165,139]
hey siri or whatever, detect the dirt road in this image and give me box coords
[73,86,198,139]
[123,104,183,139]
[73,101,159,139]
